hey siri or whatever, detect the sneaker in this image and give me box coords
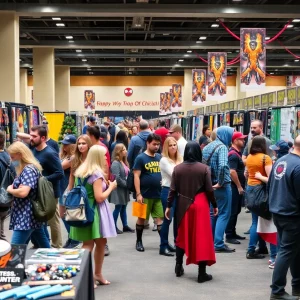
[245,208,250,213]
[246,251,265,259]
[152,224,158,231]
[244,229,250,235]
[105,244,110,256]
[269,262,275,269]
[270,292,299,300]
[66,240,81,249]
[116,228,123,234]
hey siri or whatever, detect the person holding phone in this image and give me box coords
[109,143,135,234]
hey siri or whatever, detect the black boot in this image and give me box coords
[198,262,213,283]
[136,224,145,252]
[175,246,184,277]
[157,224,162,236]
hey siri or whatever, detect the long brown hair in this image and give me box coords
[112,143,129,167]
[162,137,182,164]
[71,134,92,173]
[250,136,267,155]
[60,144,76,160]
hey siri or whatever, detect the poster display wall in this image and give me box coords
[240,28,266,92]
[192,69,206,105]
[207,52,227,101]
[280,107,295,142]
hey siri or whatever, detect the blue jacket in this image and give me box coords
[127,131,150,168]
[202,126,234,186]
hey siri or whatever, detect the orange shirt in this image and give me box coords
[246,153,272,186]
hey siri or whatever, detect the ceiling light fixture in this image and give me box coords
[184,54,189,57]
[69,40,74,43]
[295,59,299,62]
[129,72,132,74]
[178,59,184,62]
[287,24,294,28]
[163,33,170,36]
[82,59,87,62]
[270,72,274,74]
[187,50,192,53]
[167,72,172,75]
[211,24,219,28]
[293,19,300,22]
[196,41,202,44]
[199,36,207,40]
[65,36,73,39]
[52,17,61,21]
[89,72,94,75]
[87,68,92,71]
[265,37,270,40]
[76,50,82,53]
[56,23,65,27]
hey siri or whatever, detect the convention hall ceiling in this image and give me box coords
[1,0,300,76]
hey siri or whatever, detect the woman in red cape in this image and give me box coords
[166,141,218,283]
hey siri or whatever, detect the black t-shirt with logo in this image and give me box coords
[133,152,162,199]
[228,147,245,187]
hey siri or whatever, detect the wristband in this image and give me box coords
[136,193,141,197]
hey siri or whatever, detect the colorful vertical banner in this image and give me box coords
[207,52,227,101]
[159,93,167,116]
[280,107,295,142]
[171,84,182,112]
[240,28,266,91]
[192,69,206,105]
[84,90,95,110]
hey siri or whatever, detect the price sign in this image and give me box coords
[287,88,296,106]
[247,97,254,109]
[277,90,286,106]
[229,101,234,110]
[225,102,230,111]
[268,92,276,107]
[254,95,261,109]
[261,94,268,108]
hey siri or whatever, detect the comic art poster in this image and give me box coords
[192,69,206,105]
[287,76,300,87]
[240,28,266,91]
[207,53,227,101]
[159,93,167,116]
[280,107,295,142]
[165,92,172,113]
[171,84,183,112]
[84,90,95,110]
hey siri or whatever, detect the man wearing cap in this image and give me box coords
[82,116,96,134]
[269,140,291,161]
[225,132,247,245]
[168,125,187,157]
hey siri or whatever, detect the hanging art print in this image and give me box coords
[192,69,206,105]
[240,28,266,91]
[207,53,227,100]
[171,84,182,112]
[84,90,95,110]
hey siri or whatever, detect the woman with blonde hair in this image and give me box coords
[70,145,117,286]
[159,137,183,257]
[6,141,50,247]
[109,143,134,234]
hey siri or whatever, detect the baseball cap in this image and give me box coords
[169,124,182,134]
[269,140,290,152]
[61,134,77,145]
[232,132,247,142]
[89,116,96,122]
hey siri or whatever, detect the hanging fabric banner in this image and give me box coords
[192,69,206,105]
[280,107,295,142]
[159,93,167,116]
[240,28,266,91]
[207,52,227,101]
[171,84,183,112]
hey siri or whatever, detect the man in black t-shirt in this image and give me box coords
[133,133,163,252]
[225,132,247,245]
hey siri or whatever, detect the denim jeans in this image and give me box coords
[271,214,300,295]
[160,187,175,250]
[211,184,232,249]
[225,184,243,239]
[113,204,128,228]
[12,227,50,248]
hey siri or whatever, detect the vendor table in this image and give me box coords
[24,249,95,300]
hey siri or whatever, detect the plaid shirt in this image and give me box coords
[202,139,231,186]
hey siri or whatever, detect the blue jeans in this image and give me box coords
[12,227,50,248]
[160,187,175,251]
[113,204,128,228]
[211,184,232,249]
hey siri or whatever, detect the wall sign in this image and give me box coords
[287,88,296,106]
[124,87,133,97]
[247,97,254,109]
[277,90,286,107]
[254,95,261,109]
[268,92,276,107]
[261,93,268,108]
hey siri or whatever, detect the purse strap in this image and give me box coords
[206,144,222,165]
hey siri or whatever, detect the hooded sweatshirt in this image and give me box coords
[202,126,234,186]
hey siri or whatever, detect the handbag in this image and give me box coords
[0,167,15,207]
[246,156,271,220]
[126,170,135,193]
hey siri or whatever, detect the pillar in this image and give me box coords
[20,69,28,104]
[183,69,193,115]
[236,68,246,100]
[0,12,19,102]
[55,66,70,112]
[33,48,55,111]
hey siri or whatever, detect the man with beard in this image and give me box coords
[30,125,64,248]
[242,119,272,164]
[133,133,163,252]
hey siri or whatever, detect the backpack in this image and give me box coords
[27,166,57,222]
[202,144,223,166]
[0,163,15,207]
[131,134,147,165]
[65,177,95,227]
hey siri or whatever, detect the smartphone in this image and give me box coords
[110,174,116,181]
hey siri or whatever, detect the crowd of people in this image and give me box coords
[0,116,299,299]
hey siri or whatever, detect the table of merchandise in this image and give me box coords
[23,249,95,300]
